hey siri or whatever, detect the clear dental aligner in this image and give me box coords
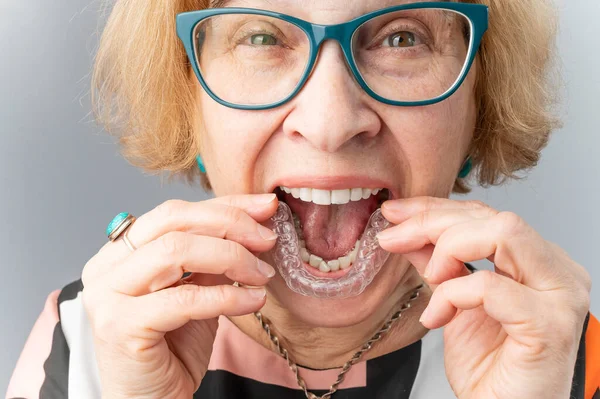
[266,202,392,299]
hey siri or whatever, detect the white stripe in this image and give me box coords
[409,328,456,398]
[59,291,102,398]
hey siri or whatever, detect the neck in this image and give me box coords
[230,268,431,370]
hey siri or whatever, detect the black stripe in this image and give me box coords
[39,322,70,399]
[195,339,421,399]
[57,279,83,305]
[37,279,83,399]
[570,312,590,399]
[464,262,477,273]
[593,388,600,399]
[368,339,421,398]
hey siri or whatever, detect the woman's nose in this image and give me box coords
[281,41,381,153]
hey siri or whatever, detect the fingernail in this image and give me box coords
[419,306,430,324]
[247,287,267,300]
[257,224,278,241]
[424,260,433,279]
[253,193,277,204]
[257,259,276,278]
[376,230,394,242]
[382,200,403,211]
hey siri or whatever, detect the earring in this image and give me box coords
[196,155,206,173]
[458,157,472,179]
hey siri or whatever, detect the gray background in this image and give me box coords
[1,0,598,393]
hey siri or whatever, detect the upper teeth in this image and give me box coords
[280,186,383,205]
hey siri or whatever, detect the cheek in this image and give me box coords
[196,91,252,194]
[195,87,286,195]
[378,71,477,195]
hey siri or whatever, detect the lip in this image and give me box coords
[268,175,399,200]
[302,260,352,278]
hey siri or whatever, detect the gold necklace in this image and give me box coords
[253,284,424,399]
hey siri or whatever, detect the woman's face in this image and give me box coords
[194,0,477,327]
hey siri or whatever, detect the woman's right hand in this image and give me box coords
[81,194,279,399]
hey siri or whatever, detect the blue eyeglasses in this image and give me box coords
[177,2,488,110]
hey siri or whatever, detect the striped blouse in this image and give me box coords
[6,279,600,399]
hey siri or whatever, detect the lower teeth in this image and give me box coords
[299,239,358,273]
[265,202,392,299]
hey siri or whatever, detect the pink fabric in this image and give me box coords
[208,316,367,390]
[6,290,61,399]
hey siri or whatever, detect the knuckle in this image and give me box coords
[574,263,592,293]
[225,240,248,264]
[81,261,93,287]
[158,231,188,259]
[173,284,201,309]
[209,285,232,307]
[416,211,430,229]
[478,270,497,291]
[155,199,187,219]
[494,211,526,236]
[81,256,104,287]
[570,287,591,316]
[465,200,488,210]
[88,300,120,338]
[222,205,246,229]
[422,196,437,211]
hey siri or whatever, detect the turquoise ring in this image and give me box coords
[106,212,136,242]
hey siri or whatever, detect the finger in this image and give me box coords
[376,209,490,284]
[207,194,280,221]
[401,244,436,276]
[109,232,276,296]
[401,244,471,290]
[86,195,278,282]
[381,196,493,225]
[377,208,496,254]
[424,214,570,291]
[130,284,267,334]
[420,270,542,339]
[126,195,279,252]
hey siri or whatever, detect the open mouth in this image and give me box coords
[274,186,390,276]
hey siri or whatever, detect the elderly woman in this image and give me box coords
[6,0,600,398]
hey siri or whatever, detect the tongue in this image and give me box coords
[283,193,379,260]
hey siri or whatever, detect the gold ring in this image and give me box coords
[122,228,137,252]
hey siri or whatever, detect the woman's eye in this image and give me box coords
[383,31,416,48]
[249,34,278,45]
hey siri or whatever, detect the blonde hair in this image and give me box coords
[92,0,560,193]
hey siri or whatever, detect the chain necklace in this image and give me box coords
[253,284,424,399]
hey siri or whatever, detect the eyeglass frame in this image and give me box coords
[176,2,489,110]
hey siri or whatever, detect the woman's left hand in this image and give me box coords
[377,197,592,399]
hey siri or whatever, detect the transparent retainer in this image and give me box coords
[265,202,392,299]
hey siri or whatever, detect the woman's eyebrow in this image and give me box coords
[211,0,276,7]
[211,0,229,7]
